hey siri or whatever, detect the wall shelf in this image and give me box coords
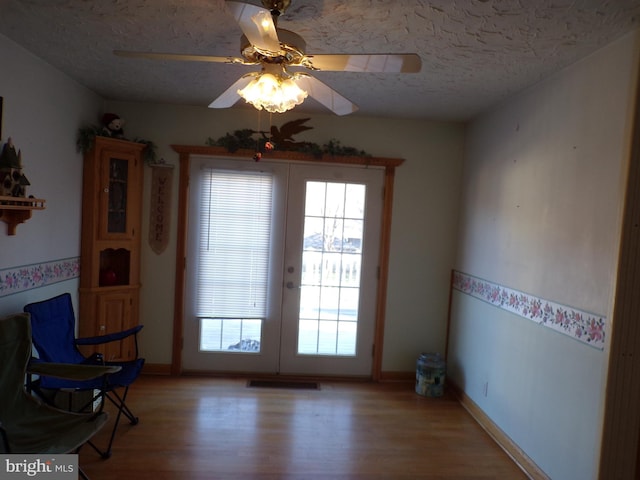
[0,195,46,235]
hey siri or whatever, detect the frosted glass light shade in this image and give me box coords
[238,73,308,113]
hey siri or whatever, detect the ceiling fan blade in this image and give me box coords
[208,74,256,109]
[114,50,248,64]
[226,1,281,53]
[301,53,422,73]
[294,75,358,116]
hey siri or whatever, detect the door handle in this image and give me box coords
[286,281,299,289]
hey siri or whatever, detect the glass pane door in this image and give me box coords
[297,181,365,356]
[182,158,383,377]
[279,164,383,376]
[182,158,287,373]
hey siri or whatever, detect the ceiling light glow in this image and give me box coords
[238,71,308,113]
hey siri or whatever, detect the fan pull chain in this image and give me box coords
[265,112,275,152]
[253,110,263,161]
[253,111,276,162]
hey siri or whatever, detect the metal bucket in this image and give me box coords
[415,353,446,397]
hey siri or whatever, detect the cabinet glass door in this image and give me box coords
[99,152,136,239]
[107,157,128,233]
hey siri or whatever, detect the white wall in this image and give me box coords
[103,101,466,371]
[0,34,103,315]
[3,19,639,478]
[448,29,640,479]
[0,27,466,372]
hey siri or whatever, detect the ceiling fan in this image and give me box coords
[114,0,422,115]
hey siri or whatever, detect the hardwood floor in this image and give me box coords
[80,375,528,479]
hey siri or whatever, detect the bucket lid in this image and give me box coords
[418,352,445,367]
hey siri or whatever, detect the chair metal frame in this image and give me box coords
[24,293,145,459]
[0,312,120,480]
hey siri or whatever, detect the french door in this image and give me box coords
[182,156,383,376]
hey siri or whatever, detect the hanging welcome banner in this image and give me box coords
[148,163,173,254]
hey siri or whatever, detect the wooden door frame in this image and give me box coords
[169,145,403,380]
[598,62,640,478]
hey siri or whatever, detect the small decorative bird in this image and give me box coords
[267,118,313,149]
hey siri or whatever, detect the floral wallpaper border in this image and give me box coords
[452,270,606,350]
[0,257,80,297]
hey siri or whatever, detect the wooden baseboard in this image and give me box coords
[142,363,172,375]
[448,381,549,480]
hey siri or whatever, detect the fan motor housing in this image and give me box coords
[240,29,306,65]
[261,0,291,16]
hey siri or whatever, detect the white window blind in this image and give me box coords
[195,168,273,319]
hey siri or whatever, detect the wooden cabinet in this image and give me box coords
[79,137,145,361]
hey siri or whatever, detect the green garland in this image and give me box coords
[76,126,158,164]
[205,129,370,158]
[78,120,368,164]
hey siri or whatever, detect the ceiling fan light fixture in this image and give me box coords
[238,72,308,113]
[116,1,418,116]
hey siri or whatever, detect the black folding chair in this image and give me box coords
[24,293,145,458]
[0,312,120,480]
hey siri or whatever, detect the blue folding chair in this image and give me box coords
[24,293,145,458]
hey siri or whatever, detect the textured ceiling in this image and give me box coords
[0,0,639,120]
